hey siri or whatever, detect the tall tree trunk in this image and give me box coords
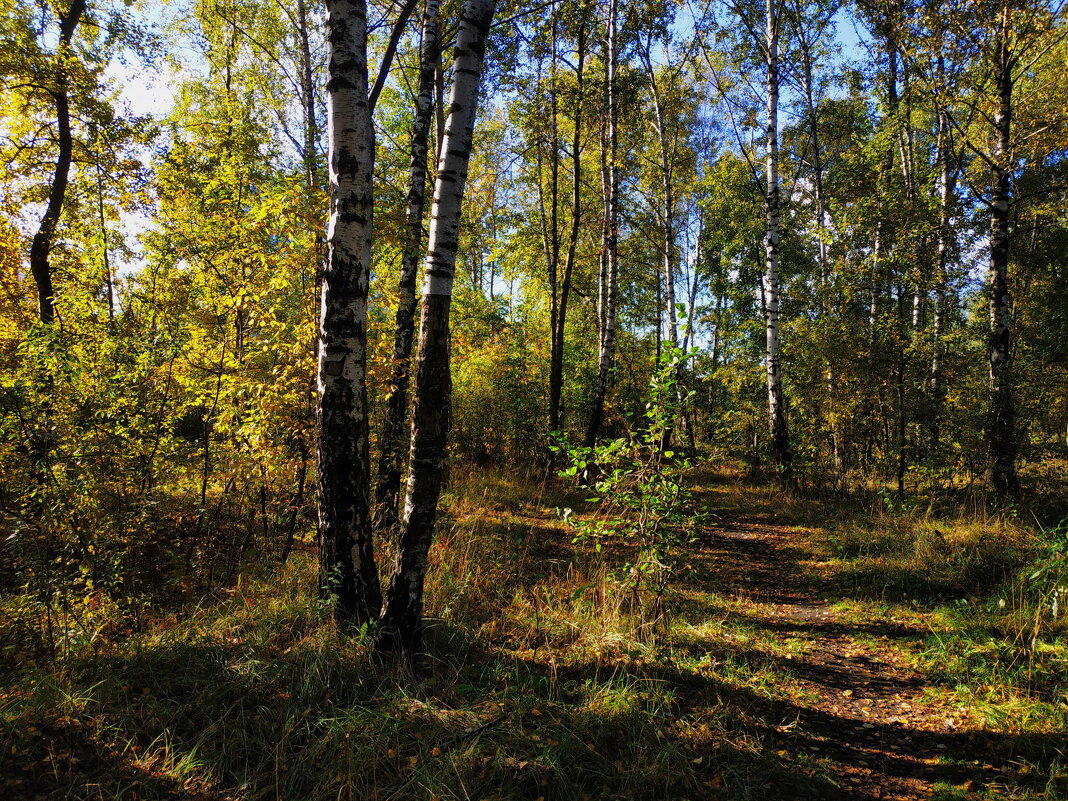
[642,43,689,448]
[545,6,563,442]
[869,37,898,332]
[763,0,792,487]
[584,0,617,449]
[930,94,954,449]
[295,0,323,545]
[987,2,1019,497]
[379,0,496,653]
[296,0,321,193]
[28,0,87,325]
[814,132,844,480]
[317,0,381,625]
[795,12,844,481]
[548,14,589,444]
[375,0,440,533]
[896,59,920,492]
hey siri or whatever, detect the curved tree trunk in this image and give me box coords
[379,0,496,654]
[316,0,381,625]
[28,0,87,325]
[375,0,441,534]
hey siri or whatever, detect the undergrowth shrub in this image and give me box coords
[555,348,703,640]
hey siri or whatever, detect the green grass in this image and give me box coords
[1,466,1066,800]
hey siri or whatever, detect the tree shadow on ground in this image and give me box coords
[4,617,1063,801]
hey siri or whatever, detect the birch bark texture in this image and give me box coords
[987,1,1019,497]
[316,0,381,624]
[762,0,793,486]
[584,0,618,449]
[379,0,497,652]
[375,0,441,533]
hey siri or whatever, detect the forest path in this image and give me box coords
[700,511,995,800]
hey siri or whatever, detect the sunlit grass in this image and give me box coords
[1,465,1065,799]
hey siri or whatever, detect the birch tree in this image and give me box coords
[584,0,619,449]
[714,0,796,484]
[928,69,957,452]
[638,19,696,450]
[379,0,497,653]
[985,0,1019,498]
[316,0,381,624]
[915,0,1065,496]
[786,0,845,478]
[375,0,441,533]
[760,0,793,486]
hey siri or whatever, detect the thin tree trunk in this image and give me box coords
[642,42,689,448]
[379,0,496,653]
[375,0,440,533]
[681,221,700,452]
[548,13,589,443]
[987,2,1019,497]
[795,11,843,480]
[296,0,320,192]
[317,0,381,625]
[296,0,323,532]
[930,93,954,450]
[869,38,899,332]
[896,287,907,495]
[546,6,562,440]
[763,0,792,487]
[96,165,114,321]
[434,52,446,164]
[584,0,617,449]
[28,0,87,324]
[708,289,722,430]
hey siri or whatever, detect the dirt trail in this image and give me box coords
[706,517,997,800]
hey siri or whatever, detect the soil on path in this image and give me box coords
[702,514,1009,800]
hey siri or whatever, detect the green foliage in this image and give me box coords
[1025,518,1068,652]
[555,348,703,637]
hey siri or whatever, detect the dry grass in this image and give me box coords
[1,465,1065,800]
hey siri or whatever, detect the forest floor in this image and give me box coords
[1,468,1065,800]
[698,509,1021,800]
[681,474,1066,801]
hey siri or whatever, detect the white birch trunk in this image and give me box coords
[375,0,440,533]
[379,0,496,652]
[584,0,618,449]
[987,0,1018,496]
[763,0,792,485]
[930,87,954,449]
[316,0,380,624]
